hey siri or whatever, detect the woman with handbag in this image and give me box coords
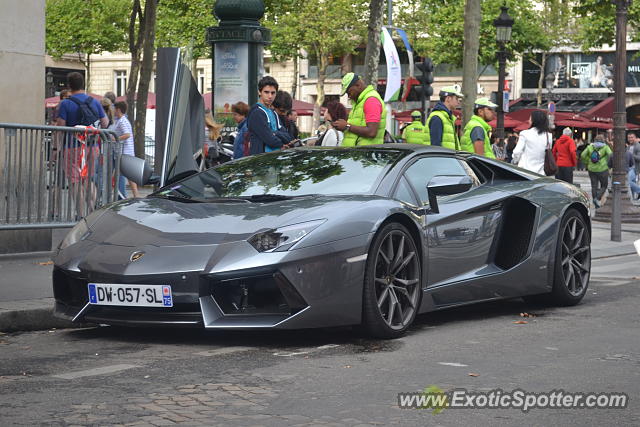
[512,110,553,175]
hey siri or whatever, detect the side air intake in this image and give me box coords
[493,198,537,270]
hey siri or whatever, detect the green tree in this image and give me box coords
[45,0,129,91]
[574,0,640,49]
[522,0,576,106]
[156,0,218,62]
[265,0,368,128]
[264,0,304,97]
[395,0,546,68]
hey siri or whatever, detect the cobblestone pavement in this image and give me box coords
[2,273,640,426]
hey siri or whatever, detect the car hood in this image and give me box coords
[87,195,383,247]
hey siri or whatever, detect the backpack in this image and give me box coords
[68,96,100,126]
[590,147,603,163]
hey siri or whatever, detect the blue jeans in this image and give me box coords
[628,167,640,196]
[112,150,127,199]
[118,175,127,199]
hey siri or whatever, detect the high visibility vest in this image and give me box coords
[425,109,458,150]
[461,115,496,158]
[402,120,429,145]
[342,85,387,146]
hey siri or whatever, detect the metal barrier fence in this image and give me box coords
[0,123,121,229]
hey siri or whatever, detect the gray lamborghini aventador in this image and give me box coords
[53,144,592,338]
[52,49,591,338]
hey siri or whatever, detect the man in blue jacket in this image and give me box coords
[246,76,294,155]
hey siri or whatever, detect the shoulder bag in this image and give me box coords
[543,133,558,176]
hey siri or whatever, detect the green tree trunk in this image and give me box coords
[363,0,385,86]
[126,0,144,128]
[461,0,481,127]
[134,0,157,159]
[313,51,329,130]
[292,55,298,99]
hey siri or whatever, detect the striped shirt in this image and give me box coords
[115,115,135,156]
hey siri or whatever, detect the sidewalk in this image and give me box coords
[1,199,638,332]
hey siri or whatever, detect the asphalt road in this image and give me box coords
[1,275,639,426]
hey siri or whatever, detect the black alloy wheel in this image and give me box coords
[551,208,591,305]
[363,222,422,338]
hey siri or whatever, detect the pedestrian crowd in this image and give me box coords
[224,73,638,211]
[50,69,640,212]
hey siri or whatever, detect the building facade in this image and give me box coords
[0,0,45,124]
[519,43,640,119]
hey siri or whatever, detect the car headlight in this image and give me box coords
[248,219,326,252]
[59,219,91,250]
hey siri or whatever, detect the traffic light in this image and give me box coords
[414,57,434,124]
[414,58,434,98]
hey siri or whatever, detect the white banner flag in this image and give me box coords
[381,27,402,102]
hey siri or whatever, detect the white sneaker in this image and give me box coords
[599,189,608,207]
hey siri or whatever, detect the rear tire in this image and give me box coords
[523,209,591,306]
[550,208,591,305]
[362,223,422,339]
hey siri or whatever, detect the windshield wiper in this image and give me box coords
[149,193,200,203]
[151,193,251,204]
[200,197,251,203]
[243,194,294,202]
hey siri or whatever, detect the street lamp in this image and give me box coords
[46,70,54,97]
[493,5,514,144]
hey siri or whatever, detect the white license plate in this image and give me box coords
[87,283,173,307]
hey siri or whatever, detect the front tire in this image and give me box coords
[362,223,422,339]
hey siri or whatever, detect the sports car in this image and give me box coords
[53,144,591,338]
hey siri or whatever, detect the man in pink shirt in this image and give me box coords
[333,73,386,146]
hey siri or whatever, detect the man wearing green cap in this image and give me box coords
[332,73,386,146]
[425,86,463,149]
[401,111,428,144]
[460,97,497,158]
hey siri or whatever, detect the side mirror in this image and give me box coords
[119,154,159,186]
[426,175,473,213]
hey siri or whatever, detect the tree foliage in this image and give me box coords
[155,0,218,60]
[264,0,368,127]
[263,0,304,62]
[45,0,129,90]
[523,0,576,105]
[394,0,547,68]
[574,0,640,50]
[45,0,129,58]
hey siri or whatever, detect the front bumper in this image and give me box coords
[53,234,372,329]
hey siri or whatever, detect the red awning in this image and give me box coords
[487,118,525,129]
[580,97,614,122]
[393,110,421,124]
[45,92,102,108]
[555,119,640,130]
[293,99,314,116]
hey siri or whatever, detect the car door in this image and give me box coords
[401,155,508,290]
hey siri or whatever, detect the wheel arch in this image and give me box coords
[378,213,424,263]
[565,202,591,241]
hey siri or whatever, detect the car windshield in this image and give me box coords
[152,148,404,201]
